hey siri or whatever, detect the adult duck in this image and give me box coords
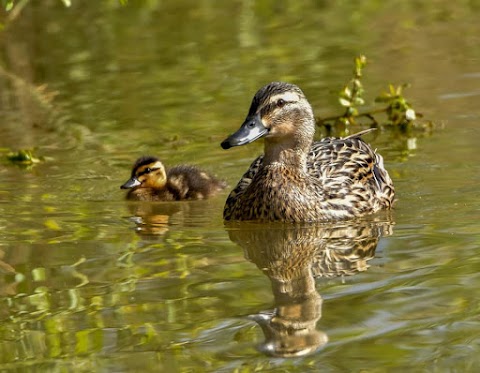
[221,82,395,222]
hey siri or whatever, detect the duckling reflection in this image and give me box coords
[227,219,392,357]
[124,199,222,237]
[124,201,182,236]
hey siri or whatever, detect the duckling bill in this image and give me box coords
[221,81,395,222]
[121,156,226,201]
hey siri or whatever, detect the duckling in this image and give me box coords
[120,156,227,201]
[221,82,395,222]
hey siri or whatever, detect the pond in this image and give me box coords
[1,1,479,371]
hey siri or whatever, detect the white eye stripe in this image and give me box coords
[269,92,299,105]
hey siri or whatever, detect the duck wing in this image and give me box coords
[224,155,263,210]
[307,131,394,207]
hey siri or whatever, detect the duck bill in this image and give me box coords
[120,177,141,189]
[221,114,268,149]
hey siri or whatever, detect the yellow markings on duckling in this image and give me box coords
[168,174,184,189]
[121,156,227,201]
[199,172,211,181]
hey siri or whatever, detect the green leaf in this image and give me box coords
[339,97,351,107]
[352,79,362,90]
[353,97,365,106]
[340,86,352,99]
[354,55,367,76]
[375,93,393,103]
[5,0,14,11]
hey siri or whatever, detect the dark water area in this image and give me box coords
[0,1,479,371]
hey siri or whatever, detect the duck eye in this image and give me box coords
[145,168,151,173]
[276,99,286,107]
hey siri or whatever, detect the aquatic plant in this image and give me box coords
[317,55,432,134]
[5,148,44,166]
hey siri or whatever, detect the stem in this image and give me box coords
[6,0,30,26]
[316,107,387,125]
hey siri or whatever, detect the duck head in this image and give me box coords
[121,156,167,191]
[221,82,315,151]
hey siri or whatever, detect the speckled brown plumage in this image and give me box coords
[121,156,227,201]
[221,82,395,222]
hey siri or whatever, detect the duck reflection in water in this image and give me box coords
[226,218,393,357]
[123,201,182,236]
[123,200,223,237]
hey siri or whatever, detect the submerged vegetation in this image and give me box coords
[5,148,44,166]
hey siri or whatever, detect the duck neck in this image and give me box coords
[263,113,314,171]
[263,138,310,172]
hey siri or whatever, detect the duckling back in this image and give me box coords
[167,165,227,200]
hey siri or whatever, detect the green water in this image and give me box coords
[1,1,480,371]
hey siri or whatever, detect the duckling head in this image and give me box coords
[120,156,167,191]
[221,82,315,152]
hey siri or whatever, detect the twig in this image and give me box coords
[316,107,387,126]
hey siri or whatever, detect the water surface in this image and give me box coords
[1,1,479,371]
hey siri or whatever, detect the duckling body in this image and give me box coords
[121,156,226,201]
[221,82,394,222]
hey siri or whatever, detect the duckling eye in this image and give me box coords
[139,167,159,177]
[276,98,286,107]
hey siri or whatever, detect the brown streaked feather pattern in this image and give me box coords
[223,82,395,222]
[224,134,394,222]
